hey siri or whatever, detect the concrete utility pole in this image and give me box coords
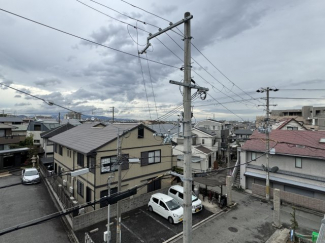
[257,87,278,201]
[139,12,208,243]
[111,107,114,123]
[116,129,122,243]
[183,12,193,243]
[106,176,113,243]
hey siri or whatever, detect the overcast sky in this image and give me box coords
[0,0,325,121]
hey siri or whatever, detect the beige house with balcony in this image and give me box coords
[50,122,174,210]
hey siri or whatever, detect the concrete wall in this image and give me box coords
[73,187,168,231]
[252,183,325,213]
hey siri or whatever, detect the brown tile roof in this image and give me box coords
[242,130,325,160]
[195,145,213,154]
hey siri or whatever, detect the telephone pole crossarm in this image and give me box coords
[169,80,209,92]
[139,15,193,54]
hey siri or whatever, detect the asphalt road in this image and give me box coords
[173,189,323,243]
[0,170,70,243]
[75,204,213,243]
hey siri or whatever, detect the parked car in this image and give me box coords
[21,168,41,184]
[168,185,203,213]
[148,193,183,224]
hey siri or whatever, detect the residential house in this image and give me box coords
[40,123,75,158]
[233,129,253,145]
[50,122,174,210]
[27,120,60,147]
[272,118,307,131]
[0,117,24,125]
[240,130,325,200]
[0,123,28,169]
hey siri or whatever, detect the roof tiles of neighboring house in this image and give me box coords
[0,117,23,123]
[273,118,307,130]
[234,129,253,135]
[27,121,60,131]
[59,119,82,126]
[11,124,28,131]
[195,145,213,154]
[242,130,325,160]
[41,123,75,138]
[50,123,152,154]
[0,124,15,129]
[194,127,216,136]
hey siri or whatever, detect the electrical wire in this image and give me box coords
[0,8,180,70]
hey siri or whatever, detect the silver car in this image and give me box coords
[22,168,41,184]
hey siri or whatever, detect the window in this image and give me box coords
[77,180,84,198]
[159,201,168,210]
[58,166,62,177]
[251,152,256,161]
[178,192,183,199]
[54,163,57,174]
[88,157,95,173]
[147,177,161,192]
[34,124,41,131]
[77,153,84,167]
[169,188,177,195]
[101,156,118,173]
[59,145,63,155]
[204,125,209,130]
[295,157,302,168]
[54,144,57,153]
[152,197,159,204]
[202,139,205,144]
[141,150,161,166]
[33,139,40,144]
[287,126,298,130]
[47,140,53,146]
[138,126,144,138]
[67,149,71,158]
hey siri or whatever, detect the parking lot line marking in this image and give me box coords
[120,222,145,243]
[139,209,177,233]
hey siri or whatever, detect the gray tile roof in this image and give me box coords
[194,127,216,136]
[41,123,75,138]
[195,145,213,154]
[234,129,253,135]
[0,117,23,123]
[49,122,140,154]
[0,123,14,129]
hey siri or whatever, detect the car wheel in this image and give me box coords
[148,206,153,212]
[168,217,174,224]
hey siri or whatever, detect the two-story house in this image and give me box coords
[240,130,325,200]
[0,123,28,169]
[27,120,60,147]
[50,122,174,210]
[272,118,308,131]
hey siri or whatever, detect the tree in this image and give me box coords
[290,207,298,242]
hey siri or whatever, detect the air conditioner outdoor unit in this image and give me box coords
[69,186,74,194]
[62,180,67,187]
[79,208,85,215]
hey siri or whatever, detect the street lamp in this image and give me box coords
[256,87,279,201]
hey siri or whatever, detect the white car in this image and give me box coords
[148,193,183,224]
[22,168,41,184]
[168,185,203,213]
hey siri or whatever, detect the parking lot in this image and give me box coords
[75,204,213,242]
[0,170,70,243]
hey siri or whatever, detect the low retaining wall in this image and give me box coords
[73,187,168,231]
[252,183,325,213]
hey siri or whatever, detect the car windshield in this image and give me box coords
[166,199,181,211]
[192,192,198,202]
[25,170,38,176]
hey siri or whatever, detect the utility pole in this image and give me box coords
[182,12,193,243]
[139,12,208,243]
[106,176,113,243]
[116,129,122,243]
[257,87,278,201]
[111,107,114,123]
[59,112,60,124]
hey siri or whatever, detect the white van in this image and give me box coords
[168,185,203,213]
[148,193,183,224]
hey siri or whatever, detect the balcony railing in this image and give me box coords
[0,135,26,145]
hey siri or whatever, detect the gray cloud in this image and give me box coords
[14,95,21,98]
[15,102,31,106]
[35,78,62,87]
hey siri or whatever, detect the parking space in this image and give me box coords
[75,204,213,243]
[0,170,70,243]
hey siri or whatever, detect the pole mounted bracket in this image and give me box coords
[169,80,209,92]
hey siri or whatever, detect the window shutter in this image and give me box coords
[121,154,129,170]
[141,152,148,166]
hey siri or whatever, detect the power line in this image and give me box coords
[0,8,180,70]
[269,97,325,100]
